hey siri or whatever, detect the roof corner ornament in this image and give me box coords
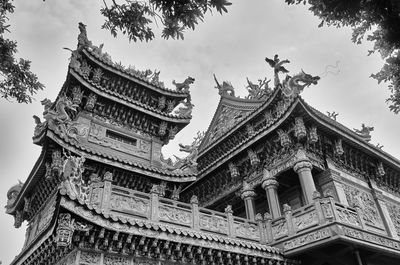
[245,77,272,100]
[327,111,339,121]
[172,76,195,93]
[353,123,374,142]
[213,74,235,97]
[5,181,24,211]
[265,54,290,88]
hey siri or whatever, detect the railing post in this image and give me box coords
[352,200,365,230]
[101,171,113,214]
[283,204,295,236]
[264,212,273,244]
[255,213,265,244]
[312,191,326,225]
[225,205,235,238]
[190,195,200,231]
[150,185,160,222]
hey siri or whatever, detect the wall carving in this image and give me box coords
[104,255,129,265]
[335,207,360,227]
[293,211,318,231]
[283,228,331,251]
[234,222,260,241]
[158,205,191,225]
[343,184,383,228]
[80,251,100,265]
[110,193,149,216]
[199,214,228,234]
[272,220,288,239]
[386,202,400,236]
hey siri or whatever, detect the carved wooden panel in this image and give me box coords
[110,193,150,217]
[292,210,318,231]
[386,202,400,236]
[199,213,228,234]
[234,222,260,241]
[272,219,288,239]
[158,205,192,226]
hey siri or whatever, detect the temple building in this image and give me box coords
[5,24,400,265]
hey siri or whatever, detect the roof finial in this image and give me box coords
[265,54,290,88]
[213,74,235,97]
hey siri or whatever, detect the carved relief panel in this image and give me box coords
[386,202,400,236]
[343,184,384,229]
[158,205,192,226]
[110,193,150,217]
[79,251,101,265]
[199,214,228,234]
[104,255,129,265]
[234,222,260,241]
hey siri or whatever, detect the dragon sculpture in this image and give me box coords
[60,152,89,201]
[5,181,24,210]
[245,77,272,100]
[265,54,290,88]
[213,74,235,97]
[354,124,374,142]
[280,70,320,97]
[161,131,205,173]
[172,101,194,118]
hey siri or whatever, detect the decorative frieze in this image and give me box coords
[283,227,331,251]
[110,194,149,217]
[158,205,191,225]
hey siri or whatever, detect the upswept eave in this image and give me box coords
[70,68,192,123]
[83,48,189,98]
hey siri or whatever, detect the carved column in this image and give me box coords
[293,149,316,205]
[261,169,281,219]
[240,182,257,221]
[369,179,399,240]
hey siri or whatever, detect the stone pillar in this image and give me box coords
[261,169,281,219]
[293,149,316,205]
[240,182,257,221]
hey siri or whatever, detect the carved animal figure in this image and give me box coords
[6,181,24,209]
[245,77,272,100]
[327,111,338,120]
[44,95,77,125]
[172,77,195,92]
[354,124,374,142]
[213,74,235,97]
[61,153,89,201]
[77,22,92,48]
[173,102,194,117]
[265,55,290,88]
[281,70,320,97]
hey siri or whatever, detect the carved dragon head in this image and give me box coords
[6,181,24,209]
[297,70,320,87]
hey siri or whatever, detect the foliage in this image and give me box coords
[0,0,44,103]
[286,0,400,113]
[100,0,232,41]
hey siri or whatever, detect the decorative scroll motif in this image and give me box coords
[199,214,228,234]
[293,211,318,231]
[334,139,344,156]
[104,255,129,265]
[283,228,331,251]
[386,203,400,236]
[5,180,23,210]
[353,124,374,142]
[80,251,100,265]
[213,74,235,97]
[56,213,92,247]
[158,205,191,225]
[294,117,307,139]
[235,223,260,240]
[343,185,383,228]
[85,93,97,111]
[60,153,90,201]
[272,220,288,239]
[245,77,272,100]
[277,129,291,148]
[110,194,149,216]
[308,126,318,144]
[228,162,240,179]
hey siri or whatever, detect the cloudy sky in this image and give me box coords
[1,0,399,263]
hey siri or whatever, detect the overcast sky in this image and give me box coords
[1,1,399,264]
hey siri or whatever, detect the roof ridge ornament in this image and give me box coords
[213,74,236,97]
[353,123,374,142]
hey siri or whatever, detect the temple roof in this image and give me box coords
[198,94,267,153]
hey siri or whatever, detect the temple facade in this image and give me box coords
[5,24,400,265]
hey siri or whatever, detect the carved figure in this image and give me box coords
[265,54,290,88]
[213,74,235,97]
[327,111,338,121]
[353,124,374,142]
[60,152,89,201]
[77,22,92,49]
[245,77,272,100]
[172,77,195,92]
[171,185,182,200]
[5,181,24,209]
[281,70,320,97]
[173,101,194,117]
